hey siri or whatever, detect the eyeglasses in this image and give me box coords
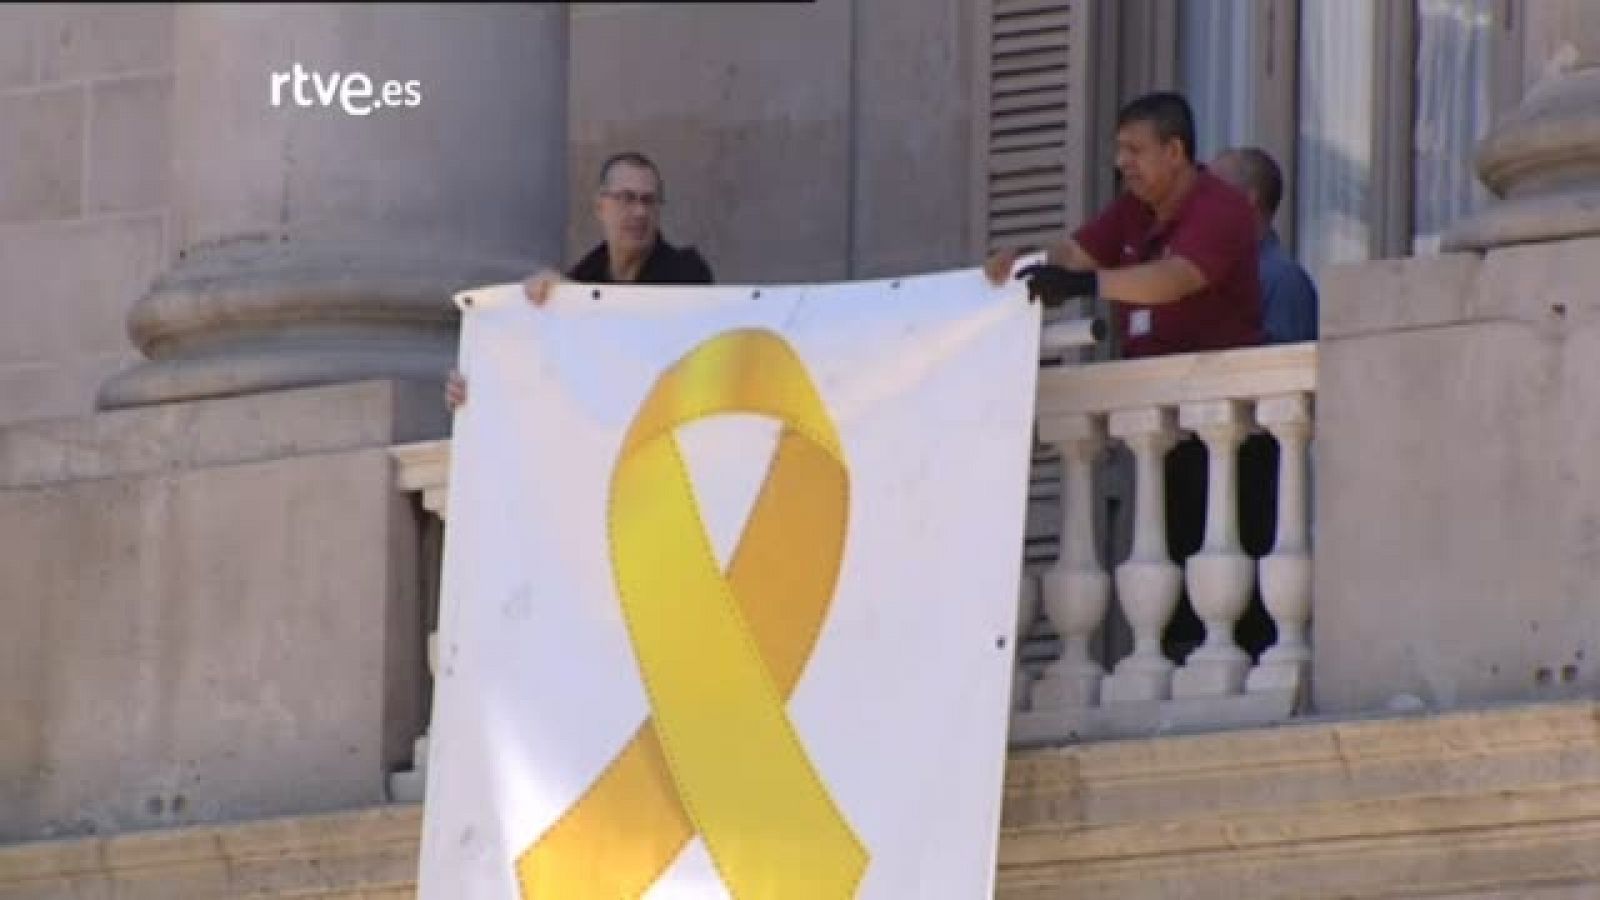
[601,190,663,210]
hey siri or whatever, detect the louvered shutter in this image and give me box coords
[978,0,1095,255]
[976,2,1098,669]
[976,0,1096,575]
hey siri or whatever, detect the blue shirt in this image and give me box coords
[1259,229,1318,343]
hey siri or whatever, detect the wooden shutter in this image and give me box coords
[973,0,1095,255]
[971,1,1096,573]
[970,2,1099,660]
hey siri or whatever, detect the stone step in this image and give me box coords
[4,701,1600,898]
[999,699,1600,898]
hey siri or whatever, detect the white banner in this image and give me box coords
[417,268,1041,898]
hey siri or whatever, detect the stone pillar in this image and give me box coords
[1315,6,1600,714]
[98,4,567,409]
[1442,3,1600,252]
[0,4,567,841]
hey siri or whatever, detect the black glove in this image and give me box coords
[1016,264,1099,308]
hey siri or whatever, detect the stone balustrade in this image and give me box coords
[383,341,1318,794]
[1013,342,1317,744]
[386,439,449,803]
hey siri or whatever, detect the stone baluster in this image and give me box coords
[1012,572,1041,712]
[1101,408,1184,704]
[1033,414,1110,709]
[1247,393,1314,699]
[1172,399,1256,697]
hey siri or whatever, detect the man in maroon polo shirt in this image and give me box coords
[984,91,1262,355]
[986,91,1273,661]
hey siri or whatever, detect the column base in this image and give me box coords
[1441,67,1600,252]
[100,338,457,409]
[99,241,538,409]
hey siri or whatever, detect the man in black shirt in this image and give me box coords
[447,151,713,409]
[526,150,713,298]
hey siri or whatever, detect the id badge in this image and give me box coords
[1129,309,1152,337]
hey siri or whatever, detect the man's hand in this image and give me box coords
[983,248,1021,287]
[523,268,566,306]
[1016,264,1099,308]
[454,268,563,410]
[445,369,467,411]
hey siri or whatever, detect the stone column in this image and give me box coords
[1442,2,1600,252]
[98,4,567,408]
[1518,1,1600,93]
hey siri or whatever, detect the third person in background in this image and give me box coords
[1210,146,1319,343]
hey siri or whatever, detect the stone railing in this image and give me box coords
[1012,342,1316,744]
[383,341,1317,794]
[386,438,450,803]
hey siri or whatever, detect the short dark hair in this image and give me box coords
[1217,146,1284,217]
[1115,92,1197,163]
[597,151,665,201]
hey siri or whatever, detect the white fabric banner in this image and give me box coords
[417,268,1041,899]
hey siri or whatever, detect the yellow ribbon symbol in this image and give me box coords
[517,328,869,898]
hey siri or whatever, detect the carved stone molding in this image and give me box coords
[1444,65,1600,251]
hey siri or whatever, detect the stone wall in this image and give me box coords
[567,0,976,284]
[0,5,174,425]
[0,2,978,426]
[0,380,440,843]
[1314,237,1600,714]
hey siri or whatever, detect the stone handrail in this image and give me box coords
[1014,341,1316,744]
[392,439,450,518]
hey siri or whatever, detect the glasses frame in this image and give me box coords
[599,189,664,211]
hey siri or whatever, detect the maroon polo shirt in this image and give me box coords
[1073,168,1263,358]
